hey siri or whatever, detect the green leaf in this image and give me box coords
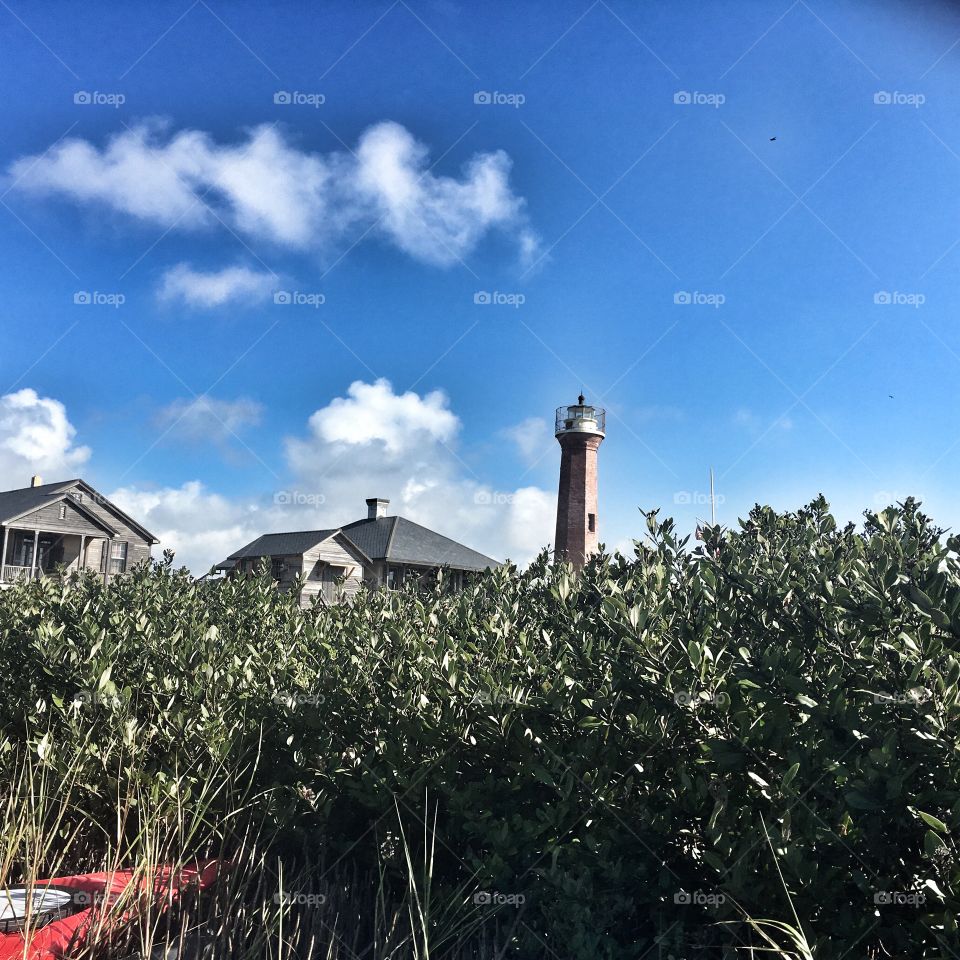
[924,829,947,856]
[781,762,800,789]
[918,811,948,834]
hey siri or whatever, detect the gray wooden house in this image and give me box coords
[216,497,500,605]
[0,477,158,585]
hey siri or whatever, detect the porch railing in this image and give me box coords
[1,565,40,582]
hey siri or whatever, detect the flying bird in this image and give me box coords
[770,136,777,141]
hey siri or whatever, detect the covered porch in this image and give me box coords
[1,528,119,585]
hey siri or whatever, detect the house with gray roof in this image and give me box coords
[0,476,158,586]
[216,497,500,604]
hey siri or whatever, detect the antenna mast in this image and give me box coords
[709,467,716,526]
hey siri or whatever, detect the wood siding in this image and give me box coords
[300,535,365,605]
[9,498,108,537]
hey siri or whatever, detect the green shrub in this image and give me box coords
[0,496,958,958]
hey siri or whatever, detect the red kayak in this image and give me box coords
[0,862,219,959]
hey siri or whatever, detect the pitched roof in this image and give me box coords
[340,516,499,571]
[227,529,340,560]
[0,479,158,543]
[0,479,78,524]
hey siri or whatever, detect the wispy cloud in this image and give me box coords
[157,262,276,308]
[9,120,539,268]
[156,395,263,443]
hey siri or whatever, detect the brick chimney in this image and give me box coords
[366,497,389,520]
[30,475,42,488]
[554,395,605,569]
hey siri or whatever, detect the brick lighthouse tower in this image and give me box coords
[554,395,605,568]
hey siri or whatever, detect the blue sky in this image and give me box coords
[1,0,959,570]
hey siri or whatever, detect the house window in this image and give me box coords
[8,531,34,567]
[109,541,128,574]
[59,503,67,520]
[271,558,285,580]
[70,492,83,503]
[588,513,596,533]
[386,565,403,590]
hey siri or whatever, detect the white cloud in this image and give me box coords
[156,395,263,443]
[505,416,552,465]
[108,481,262,572]
[9,120,539,267]
[158,262,276,308]
[293,378,459,458]
[0,389,90,482]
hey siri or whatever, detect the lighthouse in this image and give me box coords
[554,394,605,568]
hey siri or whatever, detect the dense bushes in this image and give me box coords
[1,497,959,957]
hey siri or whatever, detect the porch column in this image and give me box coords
[30,529,39,579]
[79,534,86,573]
[104,538,112,584]
[0,527,8,582]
